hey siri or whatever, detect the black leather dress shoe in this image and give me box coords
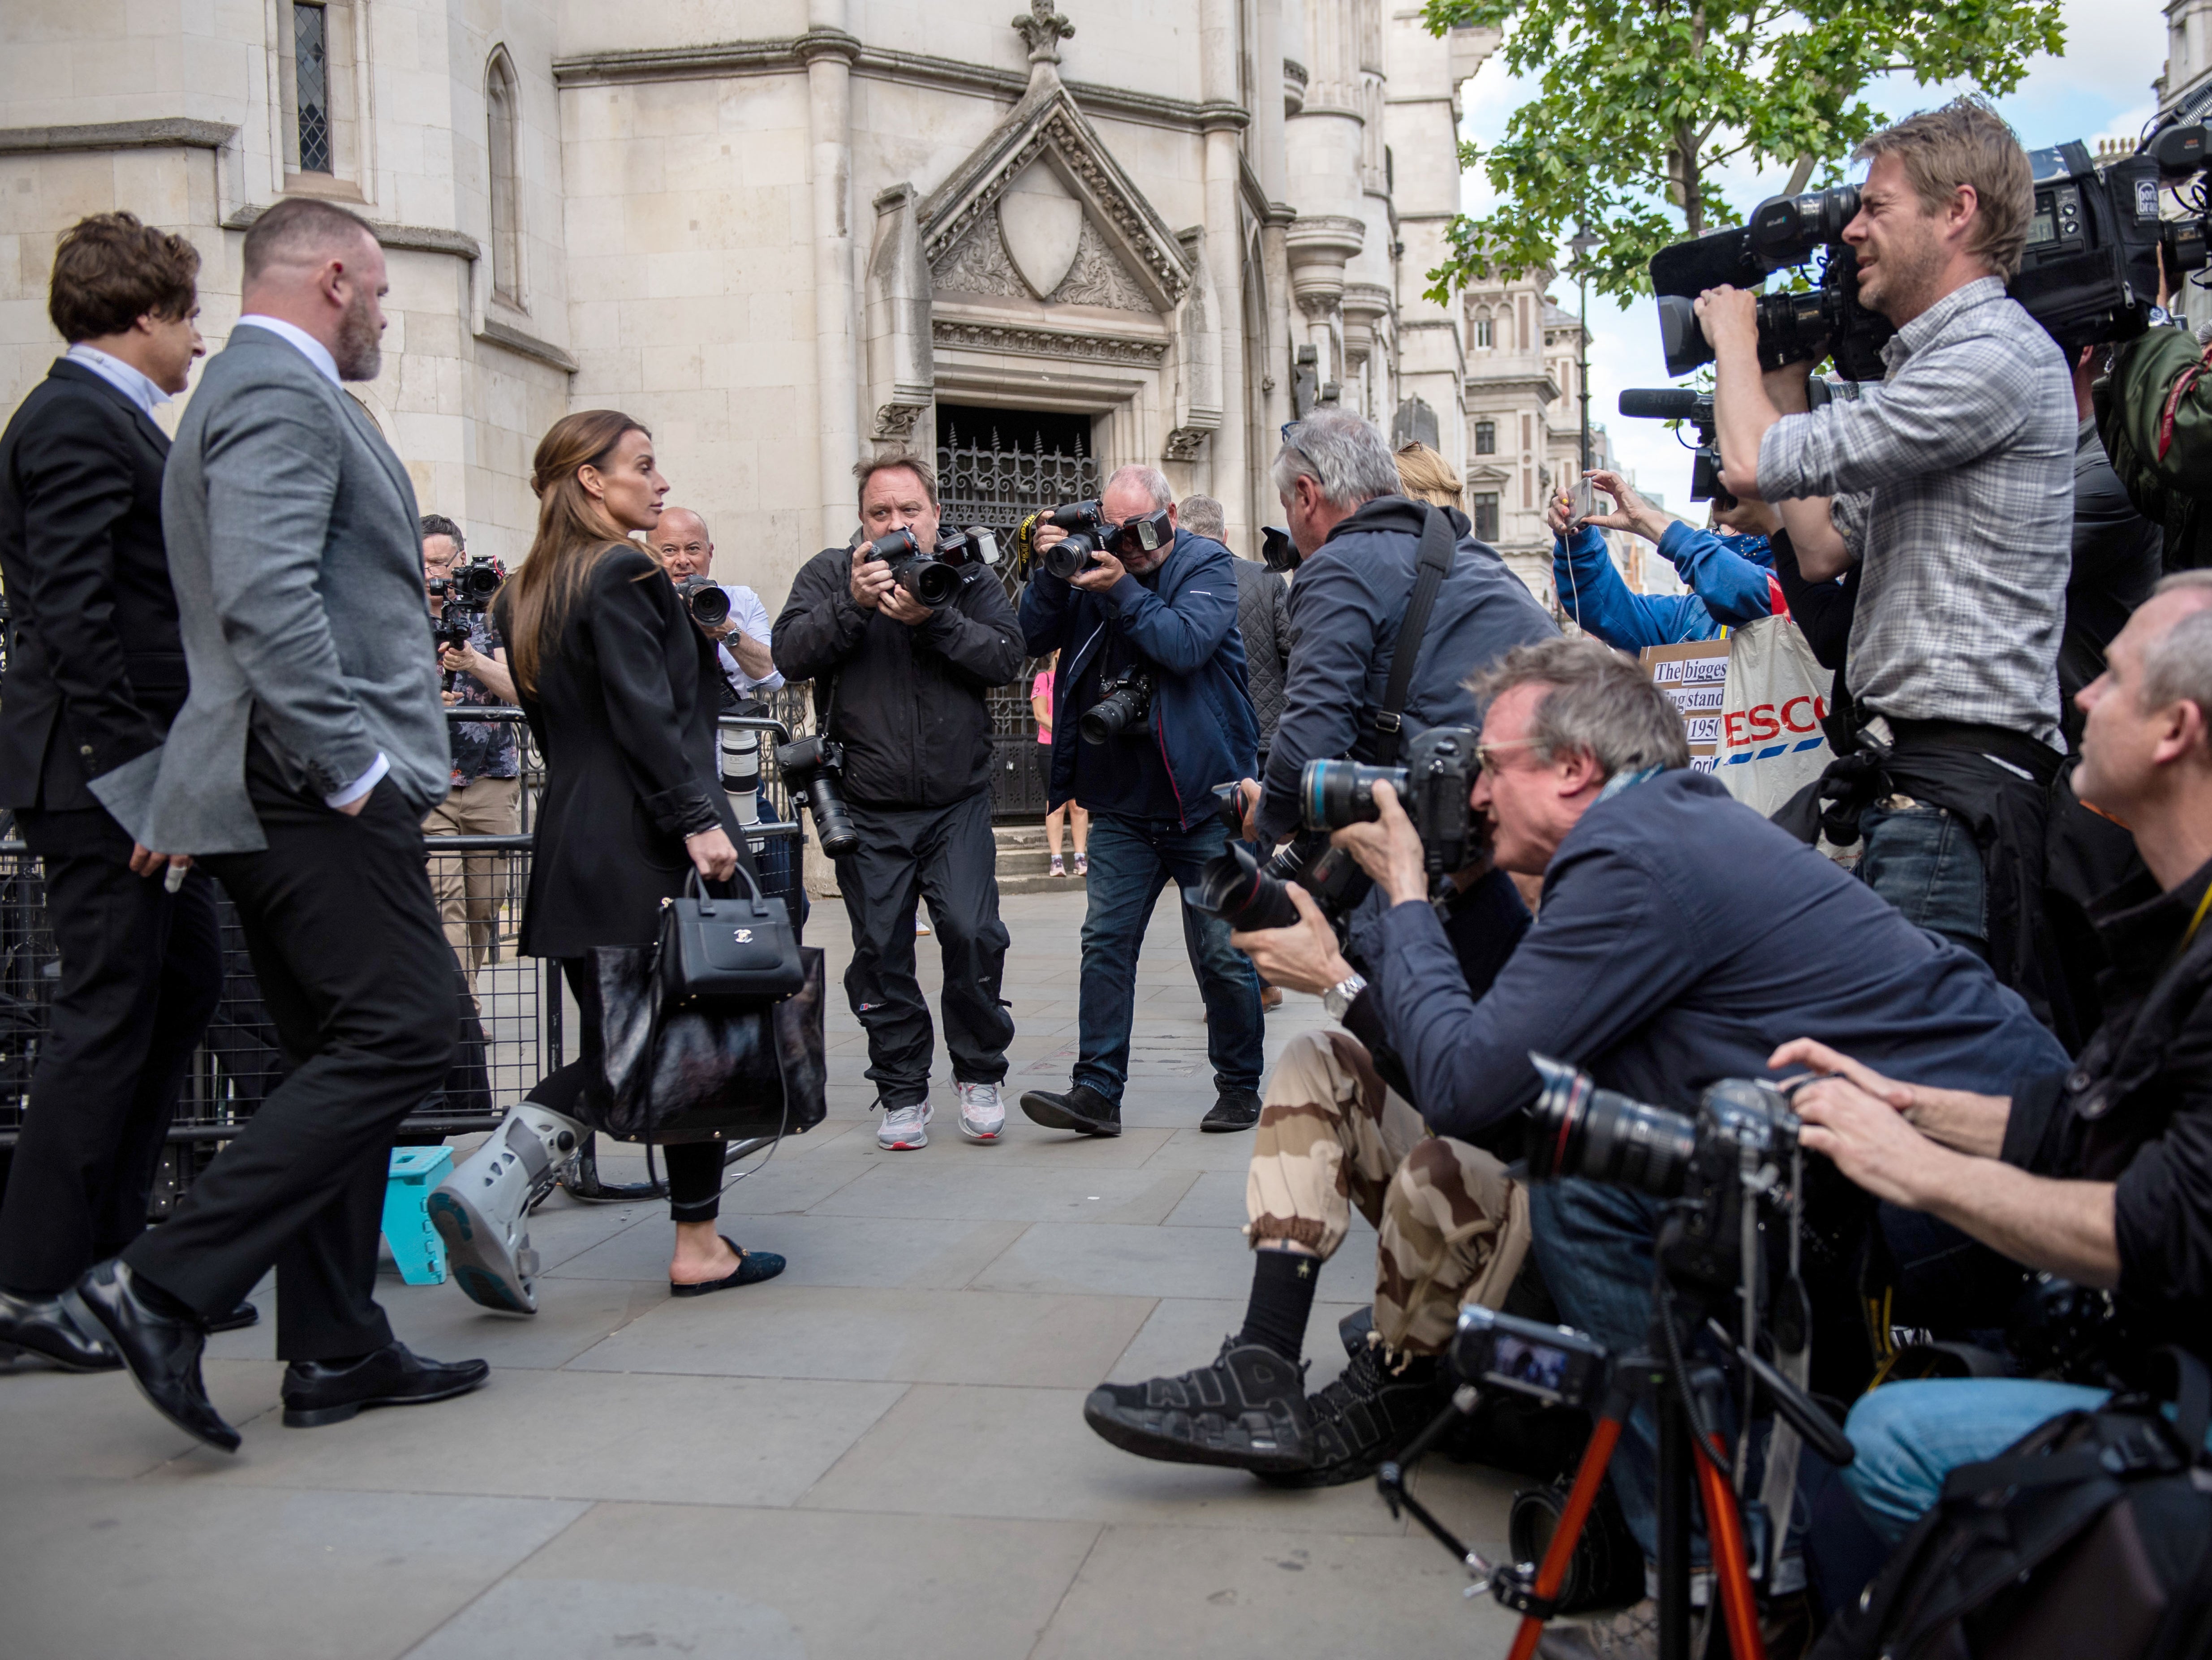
[1019,1083,1122,1137]
[206,1301,260,1335]
[281,1341,490,1428]
[68,1260,238,1453]
[1200,1088,1263,1133]
[0,1286,120,1372]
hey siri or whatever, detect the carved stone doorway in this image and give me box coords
[936,404,1099,820]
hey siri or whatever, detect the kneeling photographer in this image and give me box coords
[1016,466,1265,1137]
[1084,643,2069,1595]
[1777,576,2212,1564]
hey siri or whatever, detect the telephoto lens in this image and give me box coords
[1523,1054,1697,1199]
[674,574,731,628]
[719,725,762,827]
[1080,672,1151,744]
[890,554,961,607]
[1188,840,1303,932]
[773,735,859,855]
[1300,757,1410,831]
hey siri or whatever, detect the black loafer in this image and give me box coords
[1020,1083,1122,1137]
[68,1259,238,1453]
[281,1341,491,1428]
[669,1237,787,1298]
[206,1300,259,1335]
[1201,1088,1263,1133]
[0,1286,120,1372]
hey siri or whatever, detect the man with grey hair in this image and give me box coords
[1018,463,1265,1135]
[1246,409,1555,849]
[1085,636,2067,1558]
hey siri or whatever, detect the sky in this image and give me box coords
[1451,0,2174,507]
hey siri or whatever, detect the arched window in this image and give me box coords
[486,50,523,308]
[1471,313,1493,350]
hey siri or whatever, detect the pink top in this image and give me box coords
[1032,669,1055,743]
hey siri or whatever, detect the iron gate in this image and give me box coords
[936,404,1098,820]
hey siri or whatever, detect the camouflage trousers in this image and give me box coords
[1245,1030,1531,1357]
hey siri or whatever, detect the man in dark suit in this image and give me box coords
[67,198,486,1451]
[0,213,229,1372]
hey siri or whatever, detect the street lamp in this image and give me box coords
[1567,224,1601,476]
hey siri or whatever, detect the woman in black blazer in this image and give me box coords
[432,409,785,1314]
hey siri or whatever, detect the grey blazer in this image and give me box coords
[90,325,448,854]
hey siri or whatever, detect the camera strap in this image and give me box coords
[1371,505,1456,766]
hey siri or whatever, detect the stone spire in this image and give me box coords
[1012,0,1075,67]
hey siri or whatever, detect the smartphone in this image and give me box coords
[1566,476,1599,526]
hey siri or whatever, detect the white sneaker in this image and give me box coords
[956,1081,1006,1142]
[878,1099,933,1150]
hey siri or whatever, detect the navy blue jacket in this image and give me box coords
[1258,497,1557,842]
[1368,768,2070,1142]
[1020,527,1258,827]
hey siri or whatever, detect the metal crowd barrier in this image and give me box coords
[0,708,805,1216]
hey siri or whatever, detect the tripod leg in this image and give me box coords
[1505,1414,1626,1660]
[1692,1442,1765,1660]
[1659,1387,1694,1660]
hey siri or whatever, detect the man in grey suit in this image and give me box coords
[69,198,488,1451]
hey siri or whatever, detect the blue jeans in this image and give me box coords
[1844,1380,2109,1543]
[1859,801,1987,958]
[1075,813,1264,1104]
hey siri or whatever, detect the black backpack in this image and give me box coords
[1812,1350,2212,1660]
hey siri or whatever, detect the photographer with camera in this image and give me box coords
[1773,575,2212,1550]
[650,506,782,703]
[1244,411,1556,852]
[1014,466,1265,1136]
[1549,470,1781,649]
[1085,640,2068,1572]
[419,515,517,987]
[1696,100,2076,1027]
[772,449,1022,1149]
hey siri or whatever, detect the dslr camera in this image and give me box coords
[1080,667,1153,744]
[1300,726,1481,881]
[863,523,1000,608]
[672,574,732,630]
[1031,500,1175,581]
[429,557,504,656]
[773,734,859,856]
[1187,824,1371,934]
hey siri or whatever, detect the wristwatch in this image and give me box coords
[1321,972,1368,1022]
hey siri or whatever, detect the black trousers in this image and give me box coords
[526,958,724,1224]
[833,791,1012,1108]
[0,807,222,1294]
[125,743,456,1361]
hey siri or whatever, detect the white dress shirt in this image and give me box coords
[63,343,172,418]
[714,585,785,695]
[232,313,388,806]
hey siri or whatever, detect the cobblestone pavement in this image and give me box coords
[0,888,1521,1659]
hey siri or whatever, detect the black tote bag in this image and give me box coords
[589,943,829,1145]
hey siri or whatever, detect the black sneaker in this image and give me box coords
[1261,1343,1445,1488]
[1020,1083,1121,1137]
[1083,1338,1312,1473]
[1200,1088,1263,1133]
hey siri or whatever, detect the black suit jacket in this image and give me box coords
[0,358,189,813]
[503,545,753,959]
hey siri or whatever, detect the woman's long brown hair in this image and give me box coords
[502,409,654,696]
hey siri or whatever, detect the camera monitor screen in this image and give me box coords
[1485,1335,1572,1399]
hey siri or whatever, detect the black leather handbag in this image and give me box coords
[656,867,804,1005]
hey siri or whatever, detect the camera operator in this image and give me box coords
[419,515,517,988]
[650,506,783,704]
[773,449,1022,1149]
[2096,254,2212,572]
[1778,573,2212,1544]
[1086,639,2068,1569]
[1016,467,1266,1136]
[1244,411,1556,852]
[1697,99,2076,1024]
[1549,469,1781,649]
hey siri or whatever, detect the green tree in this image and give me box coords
[1420,0,2065,305]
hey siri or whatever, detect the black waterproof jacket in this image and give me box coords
[773,544,1024,808]
[2004,856,2212,1363]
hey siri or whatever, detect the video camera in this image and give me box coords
[862,523,1000,608]
[1300,727,1480,882]
[1026,501,1175,580]
[429,557,504,660]
[1617,379,1858,505]
[1651,125,2212,382]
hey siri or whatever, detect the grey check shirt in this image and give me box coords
[1758,276,2074,748]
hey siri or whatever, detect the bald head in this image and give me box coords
[2074,572,2212,887]
[238,198,388,381]
[653,507,714,578]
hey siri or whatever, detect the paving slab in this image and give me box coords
[807,1161,1198,1226]
[970,1219,1374,1302]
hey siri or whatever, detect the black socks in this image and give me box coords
[1238,1247,1321,1362]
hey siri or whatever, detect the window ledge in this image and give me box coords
[281,172,367,202]
[477,319,577,373]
